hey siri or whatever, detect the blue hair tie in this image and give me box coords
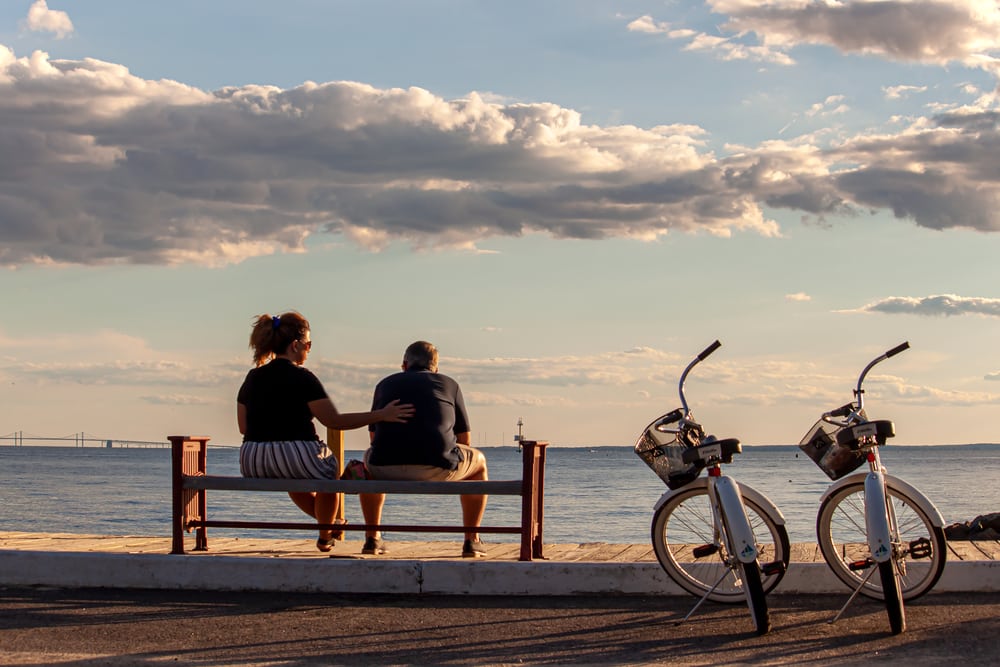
[272,315,281,330]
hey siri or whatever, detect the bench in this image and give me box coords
[169,434,548,561]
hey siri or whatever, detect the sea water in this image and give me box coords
[1,444,997,544]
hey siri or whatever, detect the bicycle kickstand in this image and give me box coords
[828,565,879,624]
[676,569,734,625]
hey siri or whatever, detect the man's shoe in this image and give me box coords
[362,537,388,555]
[462,539,487,558]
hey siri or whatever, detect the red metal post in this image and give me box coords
[168,435,210,554]
[519,440,548,561]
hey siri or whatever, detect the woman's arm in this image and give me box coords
[308,397,414,430]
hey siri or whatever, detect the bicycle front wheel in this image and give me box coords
[651,485,790,603]
[816,481,946,600]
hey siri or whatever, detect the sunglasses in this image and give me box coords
[299,339,312,351]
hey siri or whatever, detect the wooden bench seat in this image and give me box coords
[169,435,548,561]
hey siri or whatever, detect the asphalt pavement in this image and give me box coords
[1,587,998,665]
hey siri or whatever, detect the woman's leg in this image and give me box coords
[288,491,316,518]
[315,492,339,542]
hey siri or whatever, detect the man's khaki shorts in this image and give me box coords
[364,444,481,481]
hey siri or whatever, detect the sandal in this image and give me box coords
[317,517,349,551]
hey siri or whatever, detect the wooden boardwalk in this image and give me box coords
[1,531,996,562]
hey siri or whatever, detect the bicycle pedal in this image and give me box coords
[760,560,786,577]
[692,544,719,558]
[848,558,874,571]
[909,537,933,559]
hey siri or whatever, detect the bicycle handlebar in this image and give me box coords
[698,340,722,361]
[678,340,722,416]
[885,341,910,358]
[824,342,910,425]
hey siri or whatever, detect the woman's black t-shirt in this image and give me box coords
[237,358,328,442]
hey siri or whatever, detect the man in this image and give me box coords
[360,341,489,557]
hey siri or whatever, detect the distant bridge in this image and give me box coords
[0,431,169,448]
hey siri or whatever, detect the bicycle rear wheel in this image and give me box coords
[879,559,906,634]
[817,481,946,600]
[651,485,789,603]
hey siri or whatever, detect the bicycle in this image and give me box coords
[635,340,789,636]
[799,341,947,635]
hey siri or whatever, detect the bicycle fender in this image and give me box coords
[714,476,759,563]
[652,478,787,526]
[865,471,893,563]
[819,473,945,527]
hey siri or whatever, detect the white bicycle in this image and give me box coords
[799,342,947,635]
[635,341,789,636]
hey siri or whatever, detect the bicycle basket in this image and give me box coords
[634,415,704,489]
[798,419,866,480]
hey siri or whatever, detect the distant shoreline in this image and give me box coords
[3,442,1000,449]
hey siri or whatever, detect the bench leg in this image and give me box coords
[519,440,548,561]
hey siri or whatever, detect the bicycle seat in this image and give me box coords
[682,437,741,465]
[835,420,895,448]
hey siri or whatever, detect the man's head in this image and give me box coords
[403,340,439,372]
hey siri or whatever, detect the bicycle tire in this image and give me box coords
[740,561,771,635]
[717,495,771,635]
[651,485,790,603]
[879,559,906,634]
[816,481,946,601]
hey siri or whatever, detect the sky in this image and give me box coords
[2,1,1000,449]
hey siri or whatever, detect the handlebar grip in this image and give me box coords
[697,340,722,361]
[885,341,910,358]
[829,403,854,418]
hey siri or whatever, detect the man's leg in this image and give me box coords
[457,447,489,542]
[359,493,385,540]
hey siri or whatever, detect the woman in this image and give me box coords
[237,311,413,551]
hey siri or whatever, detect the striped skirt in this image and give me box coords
[240,440,340,480]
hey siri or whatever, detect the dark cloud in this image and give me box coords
[3,38,1000,266]
[715,0,1000,66]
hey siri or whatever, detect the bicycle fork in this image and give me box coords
[678,473,760,624]
[829,462,895,624]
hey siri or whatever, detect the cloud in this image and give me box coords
[805,95,849,117]
[630,2,1000,74]
[985,371,1000,381]
[851,294,1000,317]
[4,42,1000,267]
[4,330,992,412]
[627,13,794,65]
[884,84,928,100]
[785,292,811,302]
[709,0,1000,71]
[23,1,74,39]
[12,359,244,387]
[140,394,216,406]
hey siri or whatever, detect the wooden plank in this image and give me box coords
[789,542,822,563]
[968,539,1000,560]
[2,532,996,563]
